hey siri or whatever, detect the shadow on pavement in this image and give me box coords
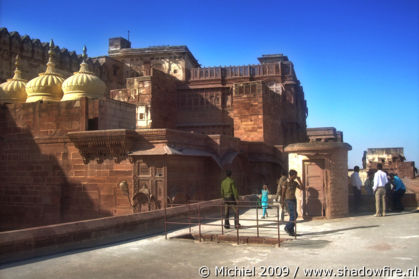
[348,209,418,217]
[301,225,379,236]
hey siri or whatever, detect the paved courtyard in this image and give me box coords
[1,208,418,279]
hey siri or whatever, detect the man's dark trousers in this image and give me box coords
[224,196,238,226]
[285,199,297,233]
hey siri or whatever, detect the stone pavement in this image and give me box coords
[0,208,418,279]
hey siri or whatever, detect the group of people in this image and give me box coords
[222,164,408,238]
[221,169,303,237]
[350,163,406,216]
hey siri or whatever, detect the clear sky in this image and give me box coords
[1,0,418,168]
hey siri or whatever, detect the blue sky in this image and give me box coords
[1,0,418,168]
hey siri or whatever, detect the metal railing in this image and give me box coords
[164,199,297,246]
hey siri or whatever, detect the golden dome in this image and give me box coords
[26,40,64,103]
[61,46,106,101]
[0,55,27,103]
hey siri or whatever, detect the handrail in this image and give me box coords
[164,200,298,246]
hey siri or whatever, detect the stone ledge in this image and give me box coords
[0,199,222,264]
[285,142,352,153]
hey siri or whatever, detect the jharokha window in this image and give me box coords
[139,163,150,176]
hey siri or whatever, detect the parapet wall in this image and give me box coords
[0,199,223,264]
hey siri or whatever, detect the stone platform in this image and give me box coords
[1,209,418,279]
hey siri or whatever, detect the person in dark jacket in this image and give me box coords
[389,173,406,211]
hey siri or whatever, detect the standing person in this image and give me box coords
[261,185,269,219]
[281,170,304,236]
[275,171,288,221]
[384,171,393,212]
[221,170,240,229]
[373,163,388,217]
[350,166,363,212]
[389,173,406,211]
[364,170,375,196]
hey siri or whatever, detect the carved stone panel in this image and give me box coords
[132,157,166,212]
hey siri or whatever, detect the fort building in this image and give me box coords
[0,29,351,232]
[362,147,415,178]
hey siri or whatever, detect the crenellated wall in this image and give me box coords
[0,28,125,91]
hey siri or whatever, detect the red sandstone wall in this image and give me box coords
[110,76,152,105]
[167,156,220,202]
[0,135,64,231]
[247,161,281,194]
[150,70,178,129]
[0,136,134,230]
[326,148,349,218]
[63,146,133,220]
[396,162,415,178]
[2,101,84,137]
[98,99,136,130]
[109,71,178,129]
[367,161,415,179]
[0,101,84,230]
[231,91,264,142]
[0,99,136,231]
[263,86,307,145]
[262,90,283,145]
[175,87,233,135]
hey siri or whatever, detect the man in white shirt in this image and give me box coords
[373,163,388,216]
[350,166,363,212]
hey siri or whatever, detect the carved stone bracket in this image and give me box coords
[68,129,137,164]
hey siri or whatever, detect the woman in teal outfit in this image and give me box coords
[261,184,269,218]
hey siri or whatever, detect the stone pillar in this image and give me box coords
[285,142,352,219]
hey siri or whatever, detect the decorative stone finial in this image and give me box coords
[15,54,20,68]
[82,45,87,62]
[45,39,57,74]
[79,45,90,73]
[12,55,24,80]
[48,39,55,59]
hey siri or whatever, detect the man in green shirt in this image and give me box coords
[281,169,304,236]
[221,170,240,229]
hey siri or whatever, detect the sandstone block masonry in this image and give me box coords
[0,98,136,230]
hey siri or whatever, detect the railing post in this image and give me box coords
[256,200,259,238]
[198,203,201,242]
[221,201,224,235]
[277,205,280,247]
[188,202,191,234]
[164,206,167,240]
[294,206,297,239]
[236,205,240,245]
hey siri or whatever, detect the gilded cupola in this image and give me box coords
[61,46,106,101]
[0,55,27,103]
[25,40,64,102]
